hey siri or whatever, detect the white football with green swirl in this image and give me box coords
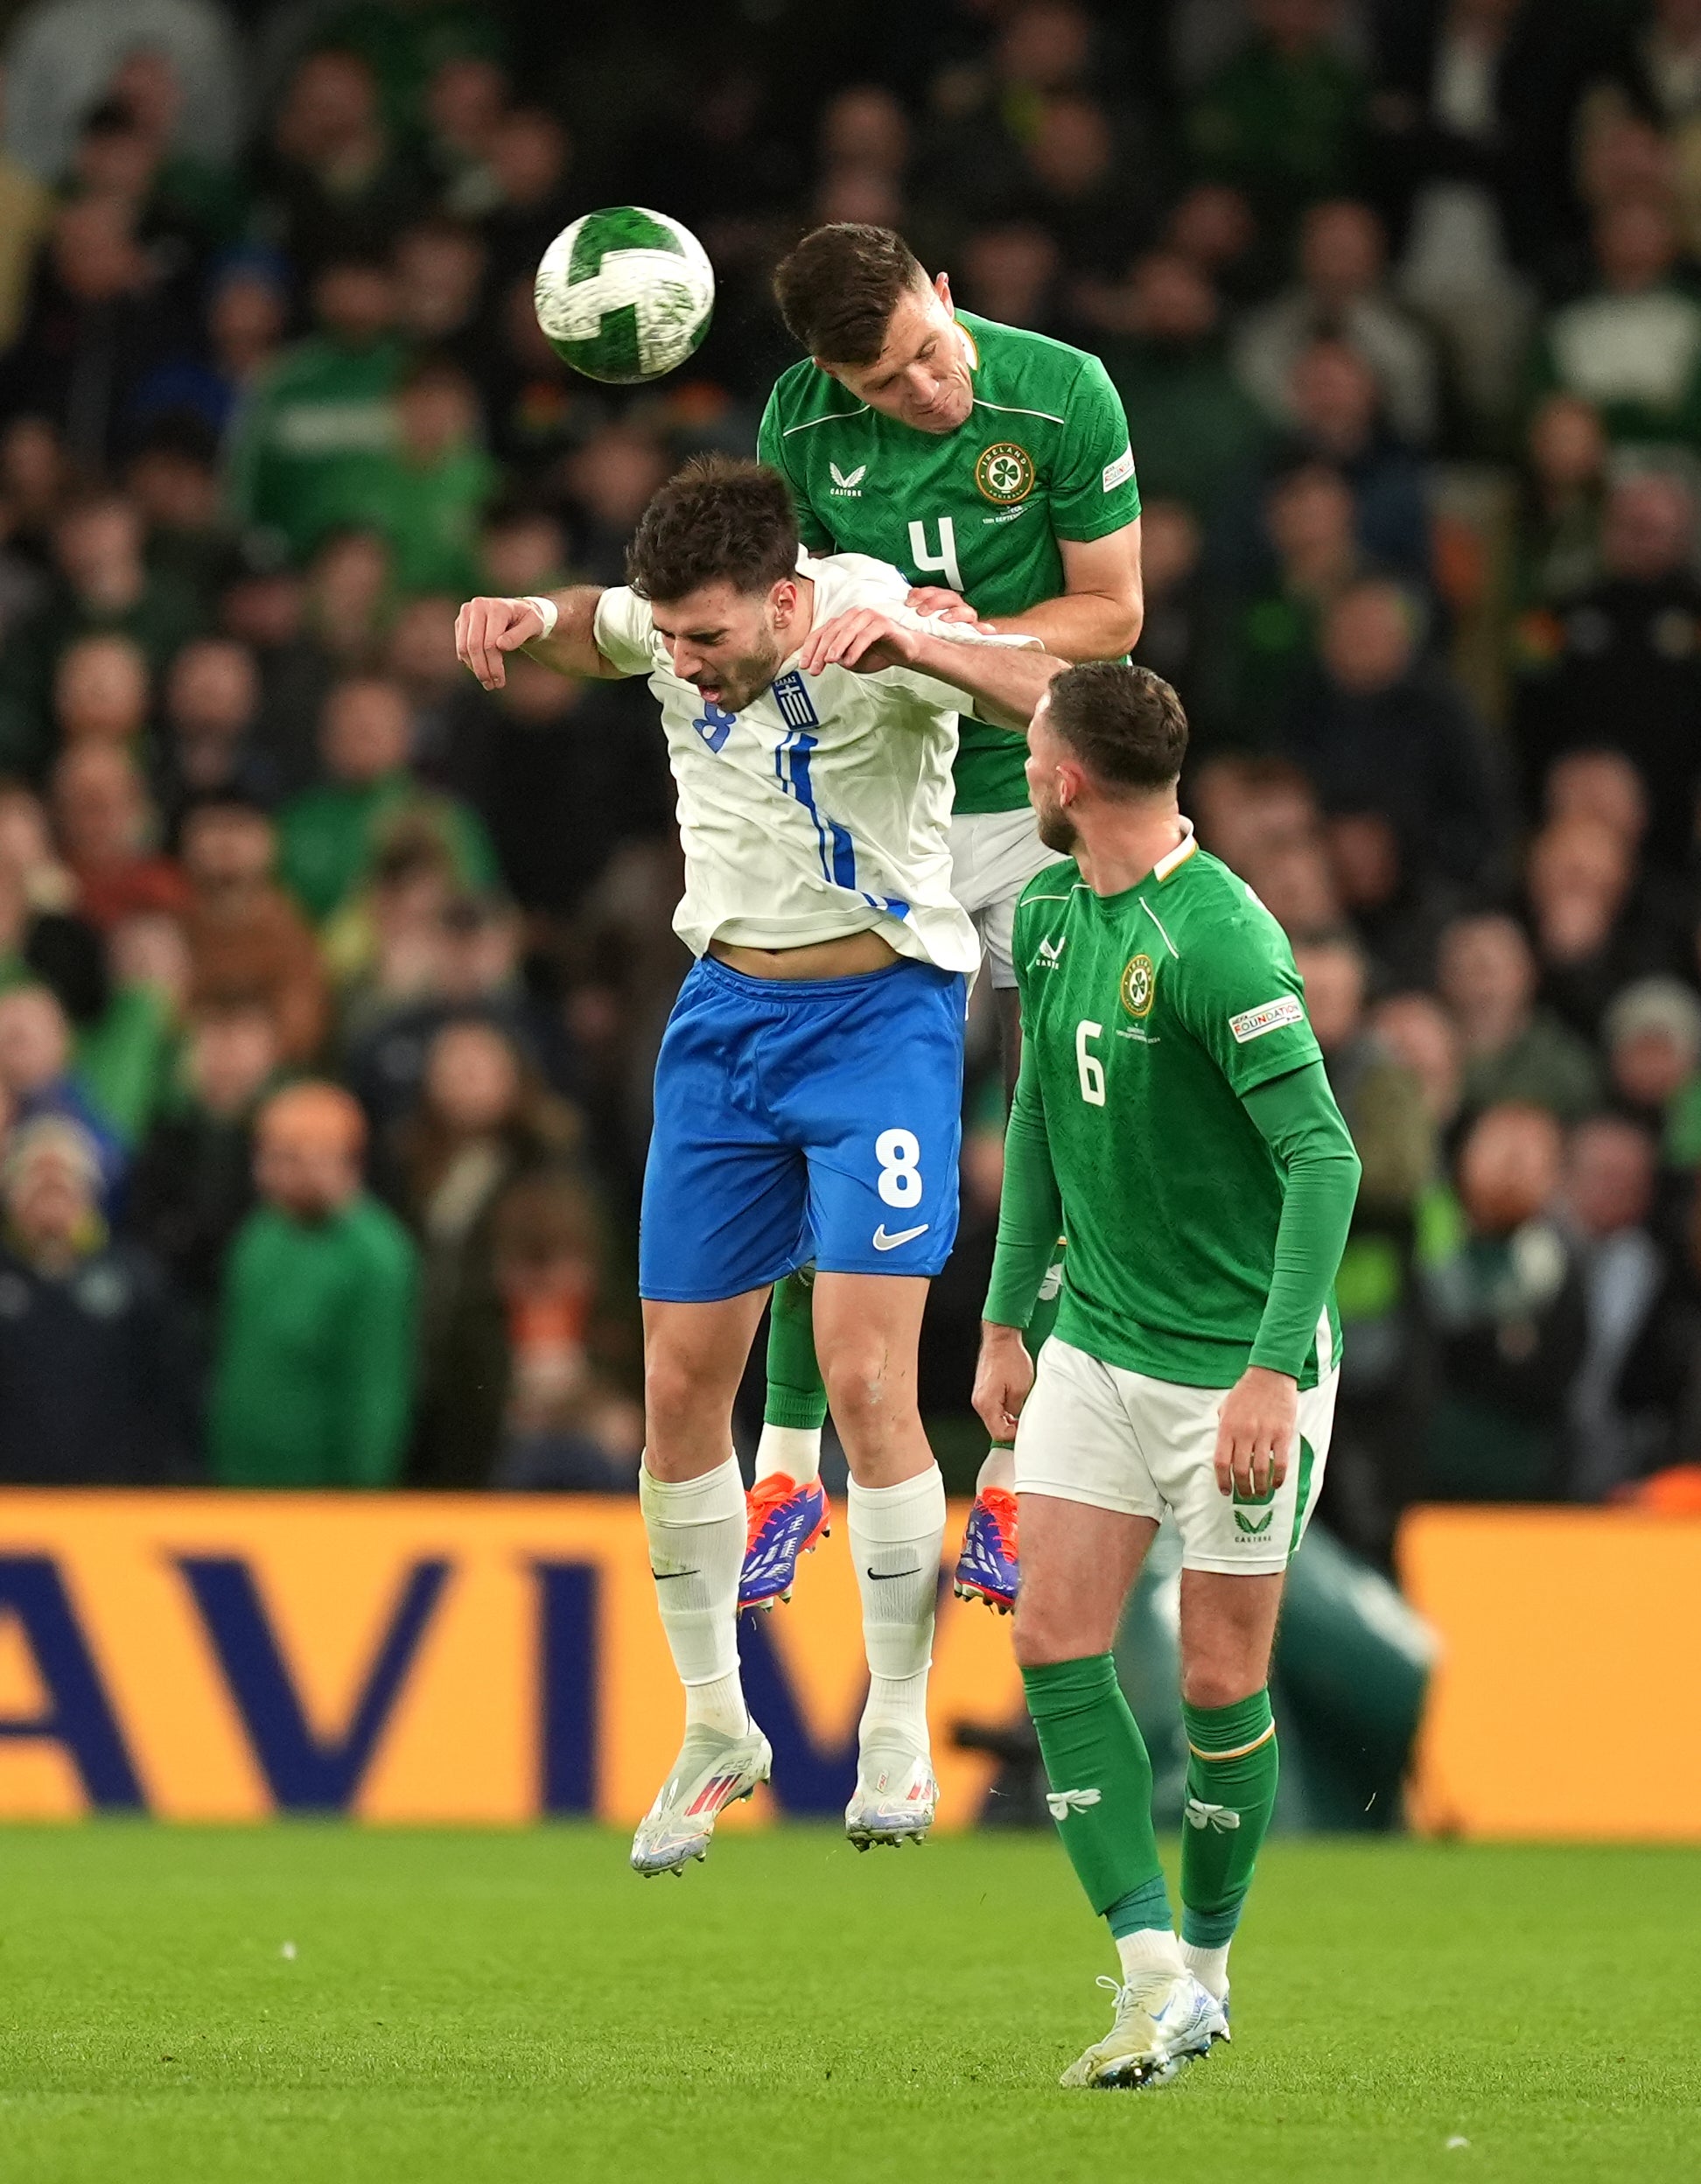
[534,207,716,384]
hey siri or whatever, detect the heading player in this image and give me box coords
[746,222,1145,1621]
[973,662,1360,2090]
[456,458,1064,1874]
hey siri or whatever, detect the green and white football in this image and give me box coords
[534,207,716,385]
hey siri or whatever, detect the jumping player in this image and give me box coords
[456,458,1064,1873]
[974,662,1360,2088]
[746,222,1145,1621]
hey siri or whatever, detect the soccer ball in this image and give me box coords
[534,207,715,385]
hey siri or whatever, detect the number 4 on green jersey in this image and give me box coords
[759,311,1141,816]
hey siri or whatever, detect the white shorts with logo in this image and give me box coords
[949,807,1056,990]
[1013,1335,1339,1575]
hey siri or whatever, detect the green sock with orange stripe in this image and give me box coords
[1179,1689,1278,1987]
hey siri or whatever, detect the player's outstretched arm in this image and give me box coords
[799,607,1066,730]
[454,588,624,690]
[987,523,1144,662]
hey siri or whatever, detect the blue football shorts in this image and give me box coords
[639,952,968,1303]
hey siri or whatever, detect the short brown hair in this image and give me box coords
[1046,662,1189,793]
[773,224,927,364]
[625,455,799,604]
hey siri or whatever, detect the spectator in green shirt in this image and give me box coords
[1437,911,1603,1128]
[1099,250,1270,523]
[278,674,499,924]
[1186,0,1366,238]
[227,256,410,564]
[209,1080,418,1487]
[1215,460,1368,749]
[304,1,508,141]
[1530,199,1701,452]
[319,357,498,595]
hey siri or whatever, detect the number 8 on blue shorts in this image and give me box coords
[638,954,968,1304]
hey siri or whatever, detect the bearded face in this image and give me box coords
[1026,701,1078,853]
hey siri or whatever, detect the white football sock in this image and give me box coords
[849,1464,945,1753]
[1116,1927,1185,1984]
[754,1423,822,1486]
[640,1450,748,1738]
[976,1444,1016,1494]
[1180,1938,1231,2001]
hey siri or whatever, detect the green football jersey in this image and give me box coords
[758,312,1141,815]
[1012,830,1342,1390]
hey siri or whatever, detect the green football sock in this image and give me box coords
[1023,1654,1170,1931]
[764,1268,829,1432]
[1180,1690,1278,1950]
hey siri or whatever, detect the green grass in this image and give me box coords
[0,1828,1696,2183]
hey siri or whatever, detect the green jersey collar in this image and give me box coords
[1080,820,1196,928]
[1152,818,1197,882]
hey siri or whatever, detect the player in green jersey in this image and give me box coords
[742,223,1144,1615]
[973,662,1360,2090]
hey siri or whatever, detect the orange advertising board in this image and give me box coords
[0,1493,1025,1826]
[1400,1507,1701,1840]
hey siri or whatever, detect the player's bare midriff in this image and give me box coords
[707,931,900,981]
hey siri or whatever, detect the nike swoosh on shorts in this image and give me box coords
[872,1223,929,1251]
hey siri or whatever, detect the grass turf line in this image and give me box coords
[0,1827,1696,2183]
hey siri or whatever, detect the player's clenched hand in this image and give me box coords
[974,1322,1035,1443]
[906,584,993,632]
[456,595,543,691]
[800,607,920,676]
[1213,1366,1298,1502]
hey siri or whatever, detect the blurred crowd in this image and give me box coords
[3,0,1701,1546]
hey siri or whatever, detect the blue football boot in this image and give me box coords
[738,1474,830,1613]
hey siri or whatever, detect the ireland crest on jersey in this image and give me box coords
[976,442,1035,505]
[1120,952,1157,1018]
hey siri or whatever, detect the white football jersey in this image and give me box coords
[592,550,1035,973]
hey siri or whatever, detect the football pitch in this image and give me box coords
[0,1827,1694,2184]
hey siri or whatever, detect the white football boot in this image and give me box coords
[1060,1970,1228,2090]
[629,1723,772,1878]
[844,1732,937,1850]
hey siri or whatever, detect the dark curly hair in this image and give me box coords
[625,455,799,603]
[773,223,926,365]
[1046,662,1190,792]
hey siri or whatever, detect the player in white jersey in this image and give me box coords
[456,458,1064,1872]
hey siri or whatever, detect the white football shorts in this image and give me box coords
[948,807,1058,990]
[1013,1334,1338,1574]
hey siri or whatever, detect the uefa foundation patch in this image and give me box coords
[1228,996,1304,1043]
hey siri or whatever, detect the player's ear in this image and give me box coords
[934,270,953,311]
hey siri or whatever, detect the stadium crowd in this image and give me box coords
[0,0,1699,1558]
